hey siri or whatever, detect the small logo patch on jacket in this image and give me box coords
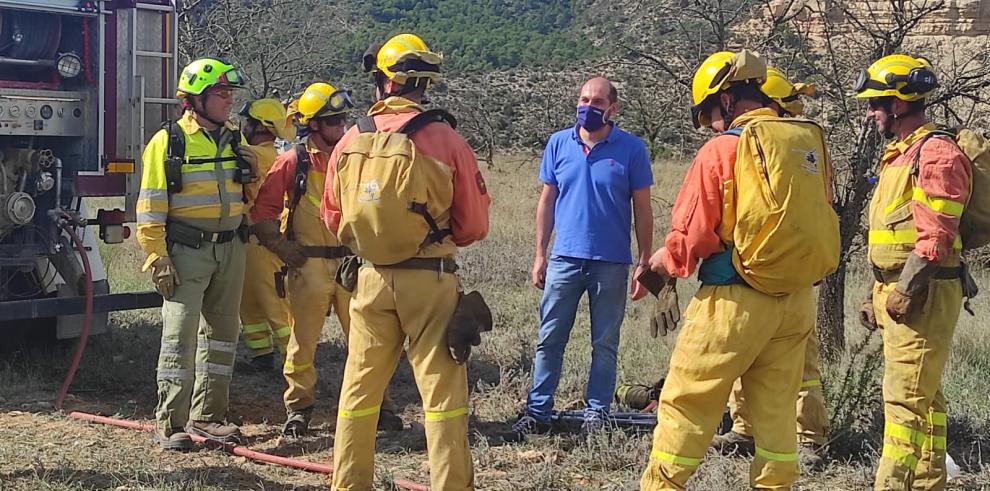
[359,179,381,203]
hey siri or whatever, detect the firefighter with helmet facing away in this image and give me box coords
[321,33,492,490]
[137,58,258,450]
[640,49,839,490]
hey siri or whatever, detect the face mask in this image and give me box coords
[576,105,608,132]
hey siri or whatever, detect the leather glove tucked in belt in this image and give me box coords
[859,290,878,331]
[151,256,179,300]
[272,239,307,269]
[446,291,493,364]
[637,269,680,338]
[886,253,938,324]
[252,219,306,269]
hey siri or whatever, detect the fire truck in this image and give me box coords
[0,0,177,339]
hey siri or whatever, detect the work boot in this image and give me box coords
[501,412,551,443]
[282,407,313,437]
[248,352,276,373]
[377,409,404,431]
[155,427,193,451]
[710,430,755,456]
[186,420,242,444]
[799,442,827,473]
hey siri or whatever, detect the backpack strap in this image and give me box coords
[722,127,744,137]
[400,109,457,248]
[163,121,185,195]
[399,109,457,135]
[285,143,312,241]
[911,129,958,177]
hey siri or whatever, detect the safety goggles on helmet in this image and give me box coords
[690,97,717,129]
[313,89,355,119]
[853,68,937,96]
[216,67,247,88]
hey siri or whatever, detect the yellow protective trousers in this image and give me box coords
[332,267,473,491]
[641,284,814,491]
[155,239,245,433]
[282,254,351,410]
[729,330,828,445]
[873,278,960,491]
[240,240,291,357]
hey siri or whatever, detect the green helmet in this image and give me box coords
[176,58,246,97]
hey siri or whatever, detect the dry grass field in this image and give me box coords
[2,157,990,490]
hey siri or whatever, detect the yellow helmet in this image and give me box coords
[691,49,767,128]
[762,66,816,116]
[239,98,295,141]
[296,82,355,124]
[853,54,937,101]
[364,33,443,85]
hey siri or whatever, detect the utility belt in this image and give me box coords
[300,246,352,259]
[167,221,247,249]
[364,256,459,275]
[871,265,960,284]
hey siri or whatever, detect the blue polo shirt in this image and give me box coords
[540,124,653,264]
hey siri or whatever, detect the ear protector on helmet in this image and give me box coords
[886,67,938,95]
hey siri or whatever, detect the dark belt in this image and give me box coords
[872,265,961,284]
[367,257,458,275]
[167,221,240,248]
[300,246,352,259]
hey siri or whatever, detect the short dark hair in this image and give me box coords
[726,82,771,106]
[607,82,618,104]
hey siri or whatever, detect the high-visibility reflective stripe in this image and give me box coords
[650,449,702,466]
[182,168,236,184]
[922,435,947,450]
[801,379,822,388]
[882,443,919,469]
[755,447,798,462]
[157,368,192,380]
[928,411,948,426]
[340,405,380,419]
[283,360,312,372]
[171,192,242,208]
[913,187,965,217]
[139,189,169,201]
[424,407,468,421]
[273,326,291,339]
[242,322,270,334]
[138,211,168,223]
[196,362,233,377]
[885,422,926,446]
[869,230,963,249]
[209,339,237,353]
[304,192,321,208]
[244,337,271,349]
[159,342,183,355]
[181,160,238,174]
[884,190,914,215]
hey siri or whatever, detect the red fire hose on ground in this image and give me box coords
[52,221,430,491]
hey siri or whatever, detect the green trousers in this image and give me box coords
[155,239,245,433]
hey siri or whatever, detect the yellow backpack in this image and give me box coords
[724,117,840,296]
[334,110,455,265]
[914,128,990,250]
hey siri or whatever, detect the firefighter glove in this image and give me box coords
[650,276,680,337]
[446,291,493,364]
[859,290,878,331]
[887,252,936,324]
[235,146,260,180]
[151,256,179,300]
[273,239,307,269]
[335,255,361,292]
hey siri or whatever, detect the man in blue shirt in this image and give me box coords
[506,77,654,441]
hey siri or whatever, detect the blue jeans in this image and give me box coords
[525,255,629,422]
